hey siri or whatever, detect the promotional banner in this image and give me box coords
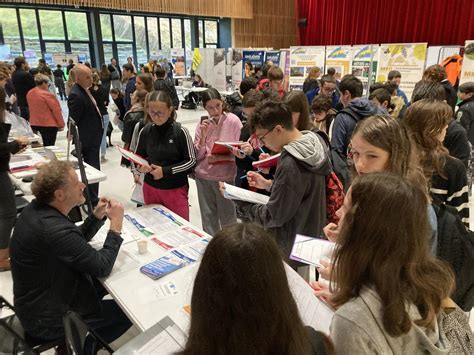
[231,48,243,87]
[351,45,379,95]
[0,45,11,61]
[279,49,290,92]
[185,49,193,76]
[376,43,428,99]
[459,40,474,86]
[52,53,77,68]
[194,48,218,89]
[23,50,38,65]
[265,50,281,65]
[289,46,325,90]
[325,46,352,78]
[211,48,227,92]
[242,50,264,79]
[171,49,185,76]
[77,53,90,63]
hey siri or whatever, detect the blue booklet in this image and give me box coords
[140,255,186,280]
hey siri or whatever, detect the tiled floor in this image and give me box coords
[0,99,472,352]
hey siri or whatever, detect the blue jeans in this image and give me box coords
[100,114,110,156]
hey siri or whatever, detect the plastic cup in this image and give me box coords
[137,239,148,254]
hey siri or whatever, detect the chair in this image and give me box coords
[63,311,114,354]
[0,295,63,354]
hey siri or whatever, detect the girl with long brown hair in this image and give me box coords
[285,90,313,131]
[178,223,334,355]
[329,173,468,354]
[404,99,469,227]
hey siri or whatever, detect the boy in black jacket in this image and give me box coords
[224,98,331,259]
[153,67,180,110]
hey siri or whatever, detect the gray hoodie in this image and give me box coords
[331,287,453,355]
[235,131,331,258]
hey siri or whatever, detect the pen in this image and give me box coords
[259,148,265,154]
[239,174,248,180]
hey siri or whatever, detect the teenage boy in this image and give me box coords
[153,67,180,110]
[122,63,136,111]
[224,99,331,259]
[267,66,285,97]
[456,82,474,146]
[388,70,408,106]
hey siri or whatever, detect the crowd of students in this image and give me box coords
[1,53,474,353]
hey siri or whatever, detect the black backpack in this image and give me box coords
[433,200,474,311]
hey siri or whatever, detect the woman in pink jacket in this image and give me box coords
[194,88,242,235]
[26,74,64,146]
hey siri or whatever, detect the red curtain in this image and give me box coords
[298,0,474,46]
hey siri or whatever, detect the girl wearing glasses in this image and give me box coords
[135,91,196,220]
[194,88,243,235]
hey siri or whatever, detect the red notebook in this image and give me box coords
[210,141,245,155]
[252,153,281,169]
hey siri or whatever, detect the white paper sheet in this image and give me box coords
[290,235,336,267]
[223,183,270,204]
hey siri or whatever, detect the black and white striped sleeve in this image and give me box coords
[163,126,196,177]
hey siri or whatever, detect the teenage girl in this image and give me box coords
[135,91,196,220]
[194,88,242,235]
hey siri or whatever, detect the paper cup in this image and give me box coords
[137,239,148,254]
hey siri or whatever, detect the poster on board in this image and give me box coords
[351,45,379,95]
[23,50,38,65]
[265,51,281,65]
[212,48,227,92]
[171,49,186,76]
[0,45,11,62]
[242,50,264,79]
[325,46,352,78]
[43,53,54,66]
[194,48,216,89]
[289,46,325,90]
[231,49,243,87]
[279,49,290,92]
[459,40,474,86]
[376,43,427,99]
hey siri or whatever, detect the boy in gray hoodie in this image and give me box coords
[229,99,331,259]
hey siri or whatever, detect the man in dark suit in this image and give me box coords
[11,56,36,120]
[67,64,104,206]
[108,58,122,90]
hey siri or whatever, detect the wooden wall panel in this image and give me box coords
[7,0,253,19]
[234,0,298,49]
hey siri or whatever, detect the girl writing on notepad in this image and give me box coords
[134,91,196,220]
[194,88,242,235]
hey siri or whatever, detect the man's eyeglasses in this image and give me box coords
[257,126,276,143]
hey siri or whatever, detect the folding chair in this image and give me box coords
[63,311,114,354]
[0,295,63,354]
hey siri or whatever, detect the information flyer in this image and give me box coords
[325,46,352,78]
[376,43,427,99]
[459,40,474,86]
[242,50,264,79]
[351,45,379,95]
[289,46,325,90]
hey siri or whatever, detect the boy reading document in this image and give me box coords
[222,99,330,260]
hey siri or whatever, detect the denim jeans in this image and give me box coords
[100,114,110,156]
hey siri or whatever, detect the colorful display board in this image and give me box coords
[0,45,11,62]
[459,40,474,86]
[242,50,264,78]
[351,45,379,95]
[376,43,428,99]
[289,46,325,90]
[325,46,352,78]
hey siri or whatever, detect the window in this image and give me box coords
[159,18,171,49]
[184,19,191,50]
[100,14,113,41]
[134,17,148,65]
[147,18,159,54]
[65,12,89,41]
[171,19,182,48]
[103,43,114,64]
[204,20,218,46]
[113,15,133,42]
[39,10,65,40]
[71,43,90,60]
[198,20,204,48]
[0,8,22,54]
[45,42,65,53]
[117,43,133,67]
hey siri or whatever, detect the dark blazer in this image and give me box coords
[67,84,104,148]
[11,69,35,107]
[10,200,123,339]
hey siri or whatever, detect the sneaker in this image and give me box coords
[101,155,108,163]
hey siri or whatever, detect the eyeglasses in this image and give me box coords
[257,126,276,143]
[149,111,167,118]
[205,102,222,112]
